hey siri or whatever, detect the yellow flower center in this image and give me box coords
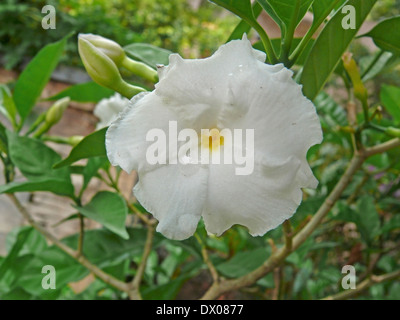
[201,128,224,152]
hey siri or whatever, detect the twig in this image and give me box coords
[77,213,85,256]
[322,269,400,300]
[7,193,129,294]
[283,220,293,252]
[200,138,400,300]
[195,233,219,283]
[126,199,156,226]
[129,225,156,299]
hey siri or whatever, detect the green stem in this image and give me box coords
[115,79,146,100]
[281,0,301,64]
[121,57,158,83]
[252,23,278,64]
[361,50,384,80]
[288,0,340,66]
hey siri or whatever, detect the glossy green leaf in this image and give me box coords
[265,0,314,29]
[356,196,380,243]
[361,16,400,55]
[142,273,194,300]
[82,156,109,190]
[54,127,107,168]
[6,131,71,182]
[6,227,47,256]
[300,0,377,100]
[312,0,345,24]
[256,0,282,27]
[380,85,400,123]
[0,85,17,127]
[216,247,268,278]
[0,179,75,197]
[74,191,129,240]
[11,228,163,298]
[13,36,68,122]
[228,2,263,41]
[0,228,32,280]
[46,81,114,103]
[124,43,172,68]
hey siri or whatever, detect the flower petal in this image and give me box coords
[217,60,322,188]
[134,162,209,240]
[154,38,266,130]
[202,156,303,237]
[106,92,181,173]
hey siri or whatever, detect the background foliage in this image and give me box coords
[0,0,400,300]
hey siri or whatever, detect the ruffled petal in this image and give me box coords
[94,93,129,129]
[202,155,303,237]
[217,60,322,188]
[134,162,209,240]
[154,37,266,131]
[106,92,182,173]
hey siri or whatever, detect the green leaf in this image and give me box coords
[0,85,17,128]
[356,195,380,243]
[124,43,172,68]
[0,179,75,197]
[216,247,268,278]
[265,0,314,29]
[82,156,109,190]
[141,273,194,300]
[293,259,313,294]
[0,228,32,280]
[13,35,69,122]
[300,0,377,100]
[256,0,282,27]
[74,191,129,240]
[380,85,400,123]
[63,227,163,267]
[6,131,71,182]
[10,228,162,298]
[312,0,345,24]
[361,16,400,55]
[6,227,47,258]
[54,127,107,168]
[228,2,263,41]
[361,51,393,82]
[46,81,114,103]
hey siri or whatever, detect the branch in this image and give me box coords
[129,225,156,299]
[201,138,400,300]
[322,269,400,300]
[195,233,219,283]
[7,193,129,294]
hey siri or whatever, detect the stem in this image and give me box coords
[77,213,85,256]
[129,225,155,299]
[121,57,158,83]
[281,0,301,64]
[289,0,340,66]
[195,233,219,283]
[252,23,278,64]
[7,193,129,293]
[322,269,400,300]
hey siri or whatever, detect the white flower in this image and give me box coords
[106,36,323,240]
[94,93,129,129]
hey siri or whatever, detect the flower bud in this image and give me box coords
[342,52,368,101]
[78,34,145,99]
[385,127,400,138]
[45,97,70,126]
[79,34,126,67]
